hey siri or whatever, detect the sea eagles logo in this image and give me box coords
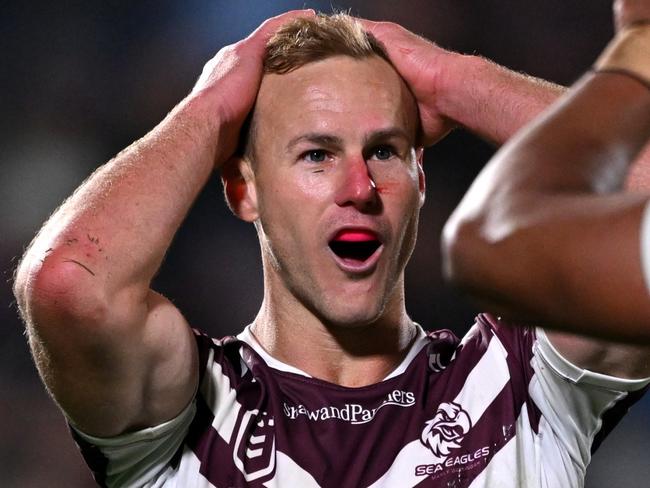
[420,402,471,464]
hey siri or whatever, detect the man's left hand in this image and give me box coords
[360,19,457,146]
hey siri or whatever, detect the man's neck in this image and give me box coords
[250,296,418,387]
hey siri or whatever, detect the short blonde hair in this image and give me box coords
[264,13,390,74]
[239,13,394,159]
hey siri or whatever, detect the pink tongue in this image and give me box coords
[335,230,377,242]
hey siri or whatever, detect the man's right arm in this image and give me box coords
[12,10,313,438]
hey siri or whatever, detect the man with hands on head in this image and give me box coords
[12,6,650,488]
[443,0,650,339]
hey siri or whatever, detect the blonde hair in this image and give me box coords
[264,13,390,74]
[240,13,392,159]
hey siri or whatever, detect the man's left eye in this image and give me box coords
[303,149,328,163]
[372,146,395,160]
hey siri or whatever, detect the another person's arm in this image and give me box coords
[12,10,312,438]
[440,2,650,342]
[364,3,650,379]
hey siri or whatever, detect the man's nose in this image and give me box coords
[334,156,379,210]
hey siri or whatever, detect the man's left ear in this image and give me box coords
[222,157,259,222]
[416,147,426,207]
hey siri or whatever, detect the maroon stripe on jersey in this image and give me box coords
[185,392,262,487]
[69,427,109,488]
[413,378,526,487]
[186,340,278,487]
[591,384,649,454]
[478,314,542,433]
[269,366,432,487]
[192,330,244,387]
[193,332,257,401]
[424,329,458,372]
[184,393,214,463]
[431,315,499,401]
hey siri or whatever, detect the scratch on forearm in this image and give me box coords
[62,259,96,276]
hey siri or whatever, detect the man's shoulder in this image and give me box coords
[425,314,538,380]
[455,313,537,355]
[189,327,253,387]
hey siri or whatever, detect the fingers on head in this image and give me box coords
[255,9,316,38]
[358,19,404,45]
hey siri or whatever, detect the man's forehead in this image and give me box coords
[259,54,410,102]
[255,55,418,140]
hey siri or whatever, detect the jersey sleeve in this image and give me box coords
[65,329,220,487]
[479,314,649,487]
[69,400,196,487]
[529,327,650,485]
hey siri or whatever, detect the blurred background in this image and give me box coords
[2,1,649,486]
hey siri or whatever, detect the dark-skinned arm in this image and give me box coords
[365,3,650,378]
[442,2,650,341]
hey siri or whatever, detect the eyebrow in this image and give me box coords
[285,128,413,152]
[286,133,344,152]
[363,128,412,146]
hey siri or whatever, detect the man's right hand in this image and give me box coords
[192,9,314,167]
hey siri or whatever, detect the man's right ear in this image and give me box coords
[221,157,259,222]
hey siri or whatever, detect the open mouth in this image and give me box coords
[329,230,382,264]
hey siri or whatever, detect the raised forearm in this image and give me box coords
[475,72,650,199]
[360,20,565,147]
[16,91,226,308]
[437,54,565,145]
[438,48,650,192]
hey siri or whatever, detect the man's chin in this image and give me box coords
[311,280,401,328]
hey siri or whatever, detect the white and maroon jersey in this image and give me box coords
[70,314,649,487]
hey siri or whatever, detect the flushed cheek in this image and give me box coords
[263,171,327,212]
[370,161,420,196]
[260,189,327,250]
[294,173,335,198]
[375,181,400,195]
[377,177,422,211]
[384,190,422,255]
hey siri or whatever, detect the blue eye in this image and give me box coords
[304,150,328,163]
[372,146,395,160]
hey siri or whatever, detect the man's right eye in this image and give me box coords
[302,149,328,163]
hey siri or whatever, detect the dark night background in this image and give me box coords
[2,1,649,486]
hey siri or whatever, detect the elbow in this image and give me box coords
[442,200,545,318]
[441,213,490,293]
[441,202,522,297]
[14,248,109,331]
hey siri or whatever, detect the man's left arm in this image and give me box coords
[363,16,650,379]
